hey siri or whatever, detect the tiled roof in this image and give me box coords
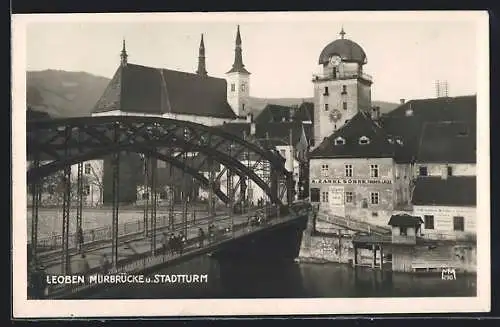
[388,214,424,227]
[93,63,237,119]
[411,176,476,207]
[416,121,476,163]
[309,111,400,159]
[254,102,314,125]
[379,95,476,163]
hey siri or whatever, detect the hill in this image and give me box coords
[26,69,399,118]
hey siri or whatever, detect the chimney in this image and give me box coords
[371,106,380,120]
[441,165,449,180]
[250,121,256,135]
[400,98,405,104]
[246,113,253,123]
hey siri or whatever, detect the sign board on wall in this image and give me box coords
[311,178,392,185]
[329,186,344,206]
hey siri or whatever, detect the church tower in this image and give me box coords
[312,27,372,146]
[196,33,208,76]
[226,25,251,117]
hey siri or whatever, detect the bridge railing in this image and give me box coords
[38,204,304,299]
[32,211,206,253]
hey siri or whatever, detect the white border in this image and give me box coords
[12,11,490,317]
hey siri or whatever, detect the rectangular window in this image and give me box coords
[231,83,235,92]
[324,86,329,95]
[310,188,320,202]
[453,216,465,231]
[345,191,353,203]
[157,160,167,168]
[345,164,353,177]
[342,85,347,94]
[241,83,246,92]
[447,166,453,176]
[424,215,434,229]
[84,163,91,174]
[321,164,329,177]
[372,211,378,217]
[342,102,347,110]
[370,192,379,205]
[324,103,329,111]
[400,226,408,236]
[419,166,428,176]
[370,164,379,178]
[321,191,329,203]
[84,184,90,196]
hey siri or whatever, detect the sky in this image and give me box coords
[21,12,482,103]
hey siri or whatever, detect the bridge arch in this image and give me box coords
[27,116,294,205]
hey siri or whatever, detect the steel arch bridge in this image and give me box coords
[27,115,296,273]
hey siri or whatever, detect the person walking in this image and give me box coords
[198,227,205,248]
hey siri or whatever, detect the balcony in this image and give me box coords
[312,71,373,83]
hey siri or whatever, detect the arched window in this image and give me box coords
[334,137,345,145]
[359,136,370,145]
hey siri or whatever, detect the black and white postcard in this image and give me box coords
[11,11,490,317]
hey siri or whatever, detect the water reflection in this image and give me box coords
[85,255,476,299]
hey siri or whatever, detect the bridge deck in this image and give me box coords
[35,205,310,299]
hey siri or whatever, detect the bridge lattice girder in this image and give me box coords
[27,116,294,205]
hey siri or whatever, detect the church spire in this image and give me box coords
[120,39,128,66]
[196,33,208,76]
[227,25,250,74]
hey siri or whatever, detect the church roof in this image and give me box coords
[309,111,400,159]
[92,63,237,119]
[411,176,476,207]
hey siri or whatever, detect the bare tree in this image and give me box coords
[87,161,104,206]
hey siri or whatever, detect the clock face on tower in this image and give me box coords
[329,55,341,66]
[329,109,342,123]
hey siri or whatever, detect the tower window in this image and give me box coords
[342,102,347,110]
[241,83,246,92]
[242,103,245,112]
[324,103,329,111]
[231,83,235,92]
[342,85,347,94]
[324,87,329,96]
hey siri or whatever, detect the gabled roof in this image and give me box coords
[416,121,476,163]
[254,102,314,125]
[294,102,314,122]
[388,214,423,227]
[93,63,237,119]
[411,176,476,207]
[309,111,400,159]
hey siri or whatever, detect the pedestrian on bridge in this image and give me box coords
[198,227,205,248]
[160,232,168,255]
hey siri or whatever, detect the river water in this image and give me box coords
[85,255,476,299]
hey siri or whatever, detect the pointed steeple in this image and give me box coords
[227,25,250,74]
[196,33,208,76]
[120,39,128,67]
[339,26,346,39]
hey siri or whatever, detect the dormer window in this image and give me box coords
[359,136,370,145]
[335,137,346,145]
[387,137,394,144]
[396,138,404,146]
[405,109,413,116]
